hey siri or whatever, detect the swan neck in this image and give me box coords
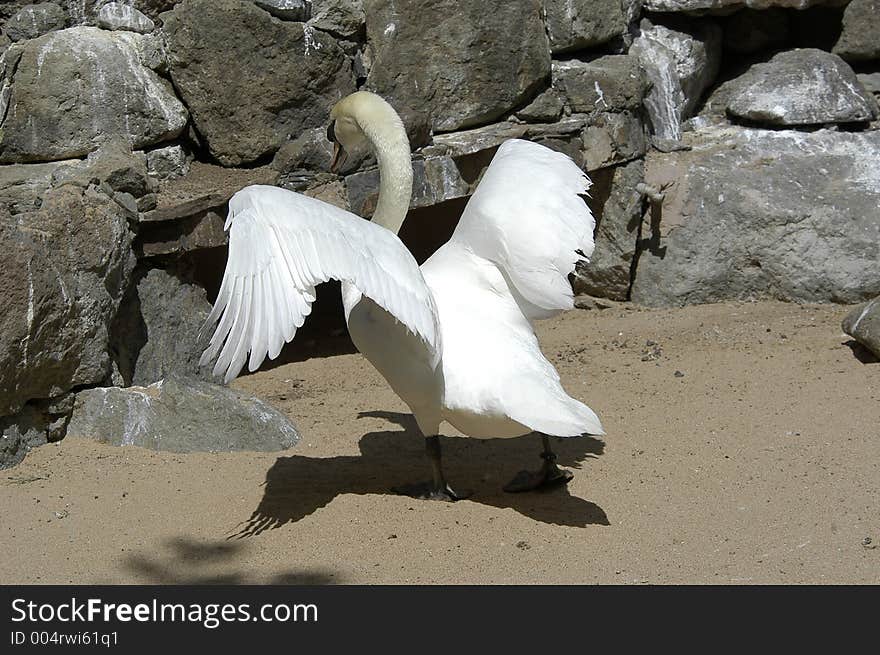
[363,115,412,235]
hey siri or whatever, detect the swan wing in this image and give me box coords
[199,184,440,383]
[450,139,595,320]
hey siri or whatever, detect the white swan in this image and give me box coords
[200,91,604,499]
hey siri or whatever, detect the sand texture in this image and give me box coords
[1,301,877,584]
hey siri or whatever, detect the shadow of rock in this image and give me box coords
[123,537,338,584]
[843,340,879,364]
[234,411,608,537]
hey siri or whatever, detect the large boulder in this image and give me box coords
[725,49,878,126]
[5,3,67,41]
[0,184,136,417]
[833,0,880,62]
[0,27,186,163]
[842,297,880,359]
[111,267,213,387]
[574,158,644,301]
[364,0,550,132]
[631,18,721,141]
[631,126,880,307]
[67,375,301,453]
[163,0,355,166]
[542,0,627,53]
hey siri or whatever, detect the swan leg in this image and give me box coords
[503,434,574,493]
[392,436,472,502]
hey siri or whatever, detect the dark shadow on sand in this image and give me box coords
[843,340,879,364]
[122,537,338,584]
[233,411,608,538]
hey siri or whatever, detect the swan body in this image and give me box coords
[201,91,603,497]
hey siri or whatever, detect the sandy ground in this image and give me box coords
[1,301,878,585]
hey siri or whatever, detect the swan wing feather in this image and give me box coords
[451,139,595,320]
[200,184,440,383]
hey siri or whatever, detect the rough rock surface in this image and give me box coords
[5,3,67,41]
[0,395,72,468]
[542,0,626,53]
[364,0,550,132]
[97,2,155,33]
[309,0,364,38]
[163,0,354,166]
[842,296,880,359]
[0,184,135,417]
[631,18,721,141]
[346,155,468,217]
[574,158,645,301]
[632,126,880,307]
[725,49,878,126]
[111,267,213,387]
[581,111,647,171]
[552,56,646,114]
[67,375,301,453]
[0,27,186,163]
[833,0,880,62]
[145,144,189,180]
[253,0,311,21]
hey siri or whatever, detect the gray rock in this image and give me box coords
[542,0,626,53]
[0,184,135,417]
[271,127,334,176]
[574,158,645,301]
[54,138,156,198]
[430,122,529,158]
[253,0,311,20]
[842,296,880,358]
[0,394,72,468]
[134,203,228,257]
[364,0,550,132]
[726,49,878,126]
[163,0,354,166]
[833,0,880,62]
[858,73,880,97]
[631,18,721,141]
[5,3,66,42]
[97,2,155,33]
[0,27,186,163]
[111,267,213,386]
[631,126,880,307]
[145,144,189,180]
[581,110,647,171]
[515,88,565,123]
[67,375,301,453]
[722,8,790,54]
[552,55,646,114]
[309,0,364,38]
[0,160,76,214]
[346,155,468,217]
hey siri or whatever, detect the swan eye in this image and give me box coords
[326,121,336,143]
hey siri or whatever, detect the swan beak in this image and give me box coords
[330,142,348,174]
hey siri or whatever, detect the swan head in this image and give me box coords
[327,91,407,173]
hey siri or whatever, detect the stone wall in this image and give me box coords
[0,0,878,465]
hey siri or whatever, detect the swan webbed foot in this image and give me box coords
[392,481,472,502]
[503,434,574,493]
[392,435,471,501]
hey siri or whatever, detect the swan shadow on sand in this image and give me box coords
[232,411,608,538]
